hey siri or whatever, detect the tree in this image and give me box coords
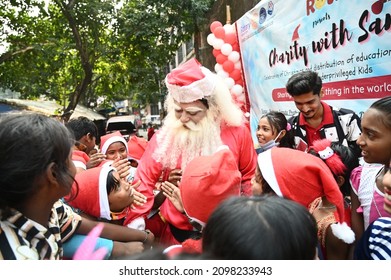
[0,0,214,120]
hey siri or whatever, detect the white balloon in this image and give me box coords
[237,93,246,102]
[223,23,236,34]
[214,63,223,73]
[228,51,240,63]
[224,77,235,89]
[212,38,224,50]
[217,70,229,79]
[220,43,233,56]
[234,61,242,70]
[231,84,243,96]
[207,33,216,46]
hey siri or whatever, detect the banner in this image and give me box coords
[236,0,391,142]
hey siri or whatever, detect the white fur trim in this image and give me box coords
[99,164,115,220]
[330,222,355,244]
[101,135,128,155]
[73,160,86,170]
[257,149,283,197]
[166,67,216,103]
[126,217,146,230]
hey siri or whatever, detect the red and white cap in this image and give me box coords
[127,135,148,161]
[257,147,355,244]
[165,58,216,103]
[180,146,241,227]
[67,163,114,220]
[100,131,128,155]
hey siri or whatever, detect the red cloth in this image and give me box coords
[299,101,334,147]
[147,127,155,141]
[129,123,256,238]
[166,58,204,86]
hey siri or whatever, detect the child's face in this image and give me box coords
[108,172,134,212]
[256,117,277,144]
[357,108,391,165]
[105,142,127,160]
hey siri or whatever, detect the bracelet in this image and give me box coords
[142,230,150,243]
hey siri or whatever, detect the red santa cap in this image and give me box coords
[165,58,216,103]
[127,135,148,161]
[257,147,355,244]
[100,131,128,155]
[180,146,241,228]
[67,163,114,220]
[72,150,90,170]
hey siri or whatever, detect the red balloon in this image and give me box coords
[232,43,240,52]
[213,26,225,39]
[222,60,235,73]
[229,69,241,81]
[210,21,223,33]
[216,53,228,65]
[235,79,244,86]
[212,49,221,58]
[224,33,237,45]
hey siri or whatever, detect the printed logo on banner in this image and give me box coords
[268,1,274,15]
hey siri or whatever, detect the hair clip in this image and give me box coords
[286,123,291,131]
[318,146,334,160]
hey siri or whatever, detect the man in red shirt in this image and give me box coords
[286,70,362,159]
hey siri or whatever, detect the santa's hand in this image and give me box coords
[161,181,183,213]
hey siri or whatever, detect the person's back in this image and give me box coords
[285,70,361,159]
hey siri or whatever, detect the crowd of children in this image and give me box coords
[0,59,390,260]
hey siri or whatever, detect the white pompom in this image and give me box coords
[234,61,242,70]
[330,222,355,244]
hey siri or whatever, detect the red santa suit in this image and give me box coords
[125,58,257,245]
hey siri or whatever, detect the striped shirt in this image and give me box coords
[354,217,391,260]
[0,200,81,260]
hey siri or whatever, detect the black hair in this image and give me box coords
[66,116,98,141]
[286,70,322,96]
[259,111,295,148]
[0,113,76,219]
[106,170,120,195]
[202,195,318,260]
[369,96,391,129]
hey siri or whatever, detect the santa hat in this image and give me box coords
[72,150,90,170]
[165,58,216,103]
[100,131,128,155]
[127,135,148,161]
[257,147,355,244]
[67,163,114,220]
[180,146,241,228]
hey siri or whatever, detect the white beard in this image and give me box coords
[153,110,223,170]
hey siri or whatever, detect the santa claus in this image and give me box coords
[129,58,256,245]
